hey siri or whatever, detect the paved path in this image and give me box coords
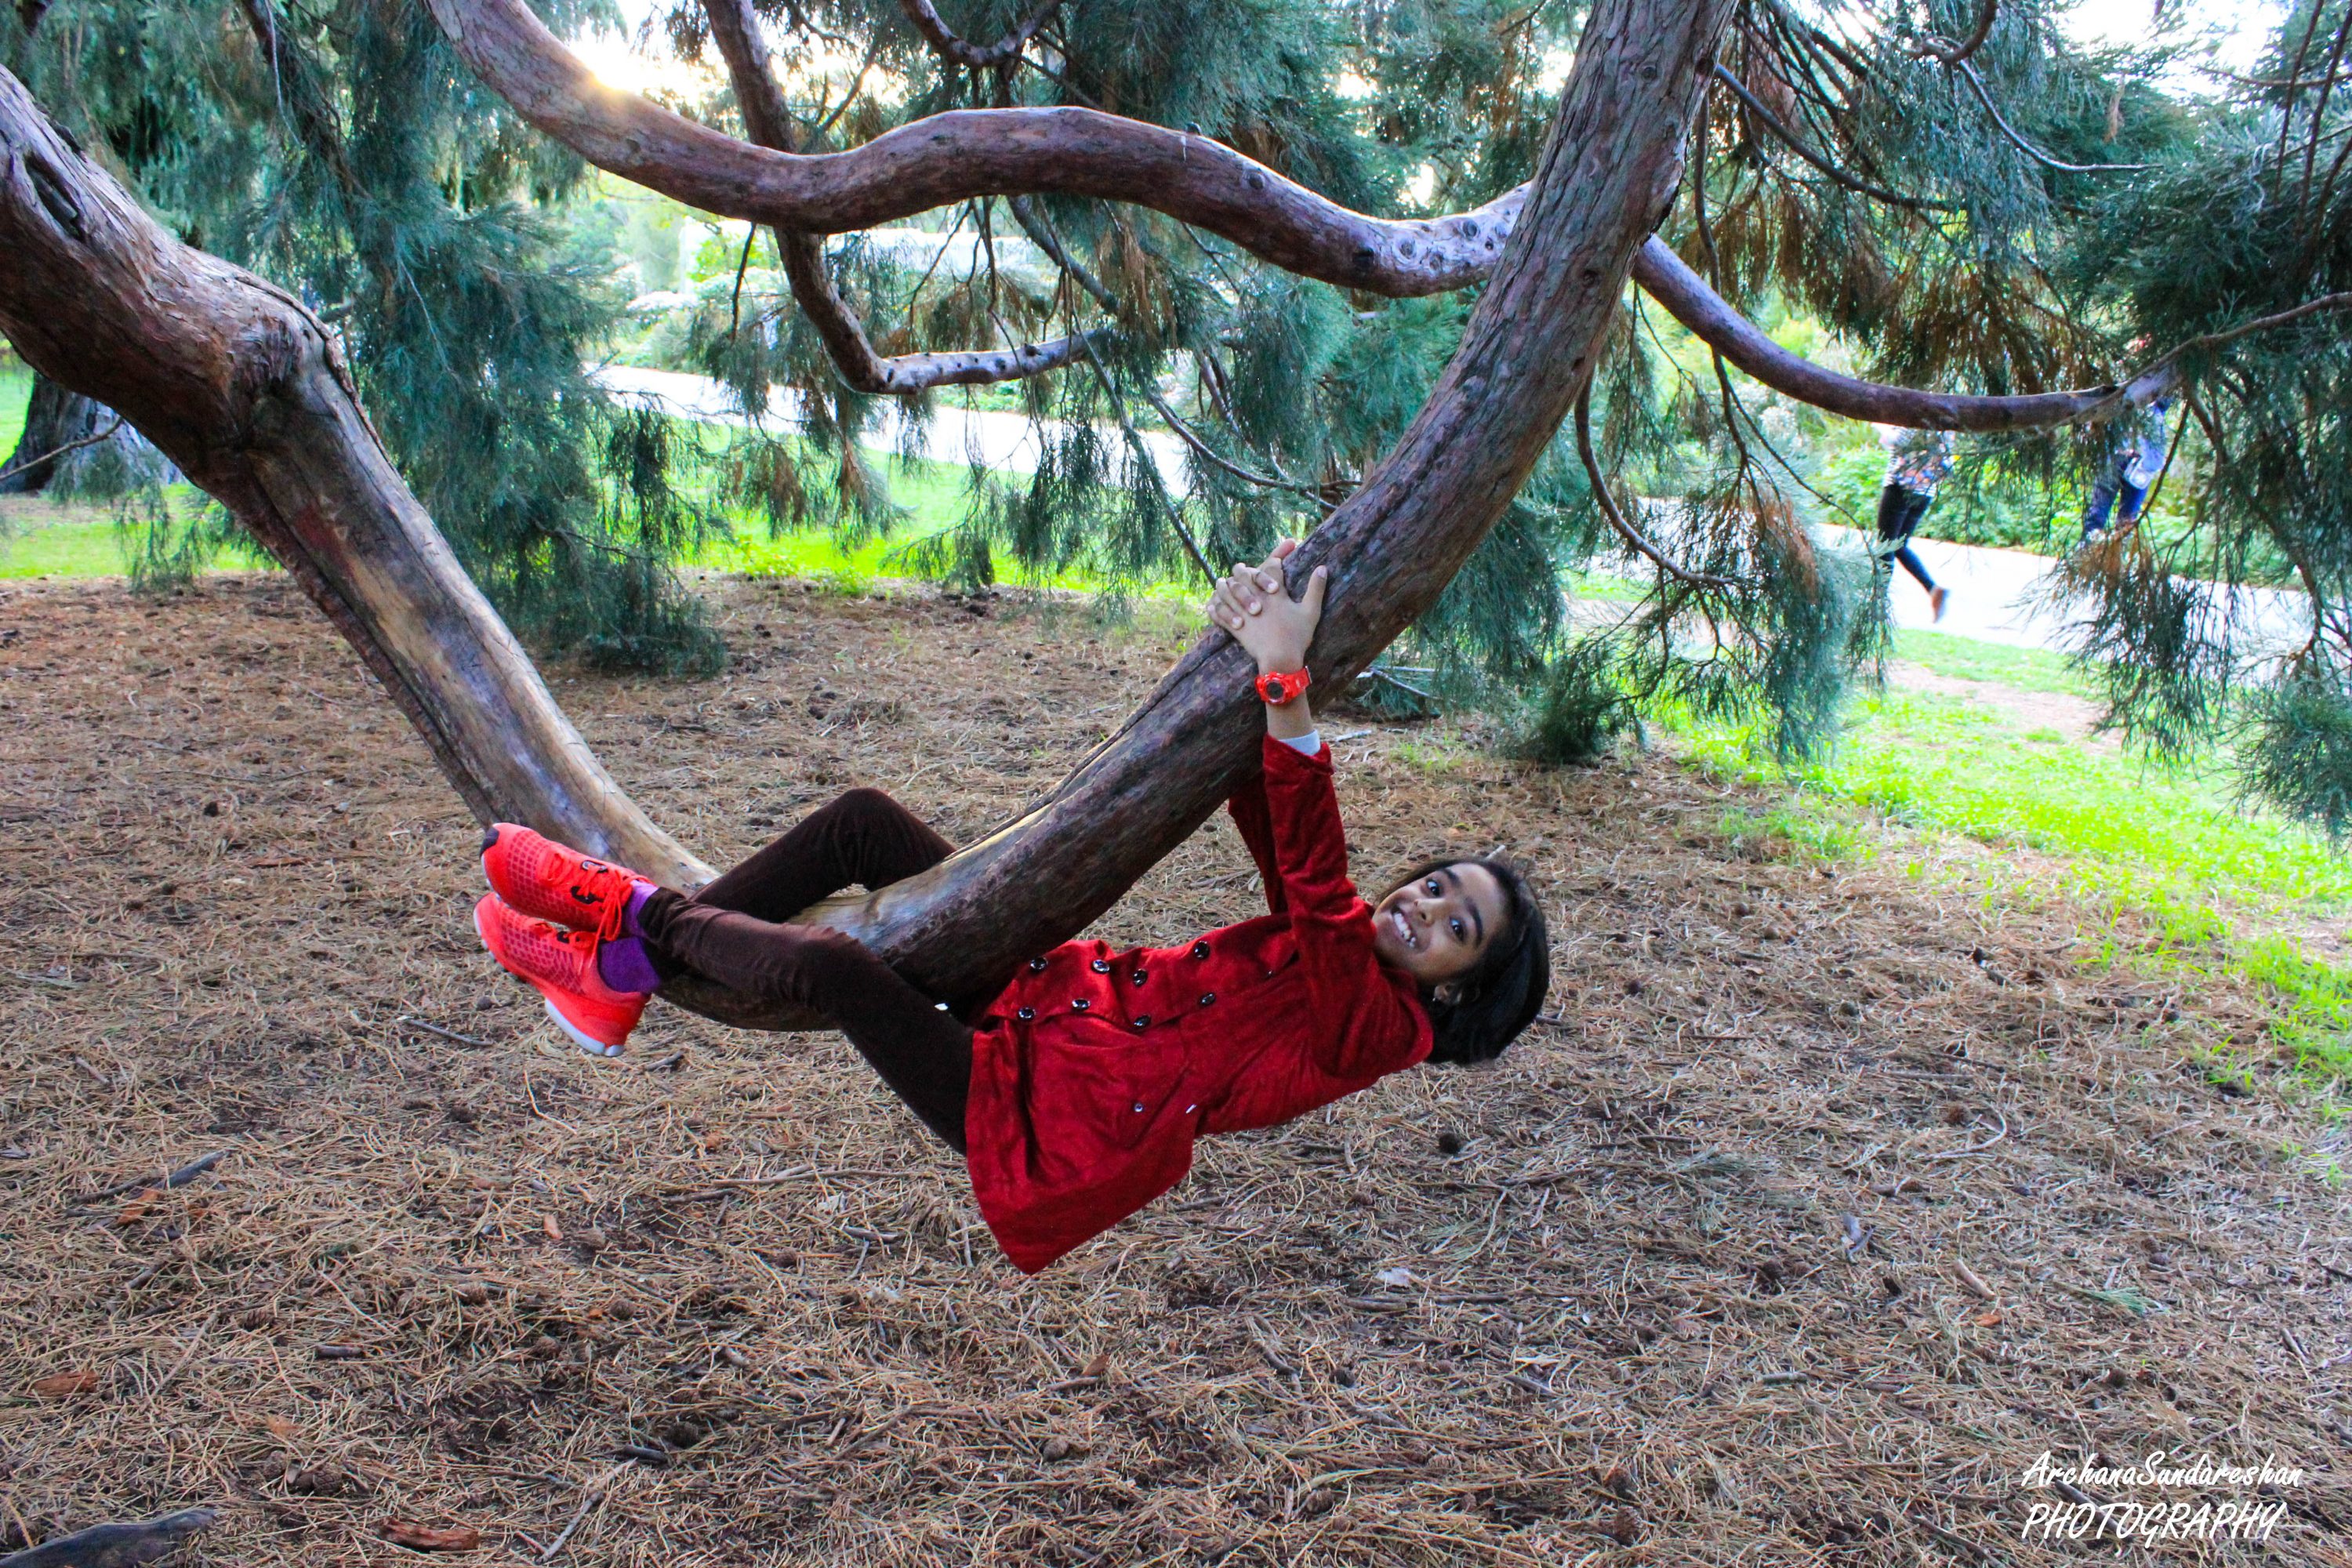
[598,363,1187,485]
[597,364,2312,659]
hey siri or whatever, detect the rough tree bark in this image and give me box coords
[0,66,710,889]
[0,0,1736,1029]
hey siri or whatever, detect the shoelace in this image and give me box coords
[572,859,633,945]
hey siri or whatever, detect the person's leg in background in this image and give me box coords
[1877,485,1947,620]
[2080,459,2125,540]
[2114,478,2150,529]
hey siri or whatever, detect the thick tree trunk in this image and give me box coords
[0,0,1733,1029]
[0,368,100,493]
[0,69,710,888]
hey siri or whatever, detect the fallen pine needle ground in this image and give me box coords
[0,572,2347,1566]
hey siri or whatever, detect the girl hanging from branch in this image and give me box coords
[466,540,1551,1272]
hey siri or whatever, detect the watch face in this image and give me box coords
[1266,677,1288,702]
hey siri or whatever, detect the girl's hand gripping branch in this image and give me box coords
[1207,539,1329,743]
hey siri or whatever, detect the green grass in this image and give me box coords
[0,361,28,460]
[1657,677,2352,1089]
[692,451,1193,601]
[0,503,277,579]
[1887,629,2100,699]
[0,379,1192,600]
[1671,687,2352,909]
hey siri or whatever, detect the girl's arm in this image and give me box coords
[1214,540,1324,915]
[1207,541,1328,747]
[1258,736,1431,1079]
[1208,546,1428,1078]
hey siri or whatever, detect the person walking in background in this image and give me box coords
[1876,424,1953,622]
[2079,394,2173,541]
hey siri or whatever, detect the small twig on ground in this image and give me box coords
[394,1016,490,1048]
[540,1465,626,1562]
[77,1149,230,1205]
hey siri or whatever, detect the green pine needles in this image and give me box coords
[9,0,2352,835]
[5,0,724,673]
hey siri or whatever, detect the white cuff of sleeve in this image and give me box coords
[1278,729,1322,754]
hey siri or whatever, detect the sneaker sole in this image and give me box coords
[474,899,625,1058]
[543,996,624,1058]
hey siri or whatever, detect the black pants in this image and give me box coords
[636,789,974,1152]
[1875,483,1936,592]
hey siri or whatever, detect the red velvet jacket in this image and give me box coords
[963,735,1433,1273]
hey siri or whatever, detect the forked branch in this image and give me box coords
[8,0,1744,1030]
[896,0,1062,70]
[702,0,1100,392]
[426,0,1528,295]
[433,0,2189,430]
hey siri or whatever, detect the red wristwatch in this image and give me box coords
[1255,667,1311,706]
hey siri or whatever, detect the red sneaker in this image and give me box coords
[474,895,646,1058]
[481,824,644,942]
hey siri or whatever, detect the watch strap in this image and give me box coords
[1255,667,1312,706]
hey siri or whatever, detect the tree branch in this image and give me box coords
[1573,387,1735,589]
[1006,195,1122,311]
[0,63,710,890]
[1632,238,2164,427]
[1912,0,1998,67]
[1955,60,2150,174]
[0,412,122,485]
[895,0,1062,71]
[1066,328,1220,586]
[2130,290,2352,379]
[426,0,1528,296]
[702,0,1101,392]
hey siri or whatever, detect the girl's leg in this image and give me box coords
[693,787,954,920]
[637,891,973,1151]
[1893,543,1936,592]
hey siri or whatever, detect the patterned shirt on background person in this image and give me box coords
[1881,426,1955,497]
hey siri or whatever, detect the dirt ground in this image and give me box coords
[2,572,2348,1566]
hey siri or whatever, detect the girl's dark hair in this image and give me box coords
[1380,855,1551,1065]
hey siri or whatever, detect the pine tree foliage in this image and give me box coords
[2,0,724,672]
[631,0,2343,806]
[8,0,2350,826]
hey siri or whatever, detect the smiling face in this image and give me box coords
[1371,862,1509,989]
